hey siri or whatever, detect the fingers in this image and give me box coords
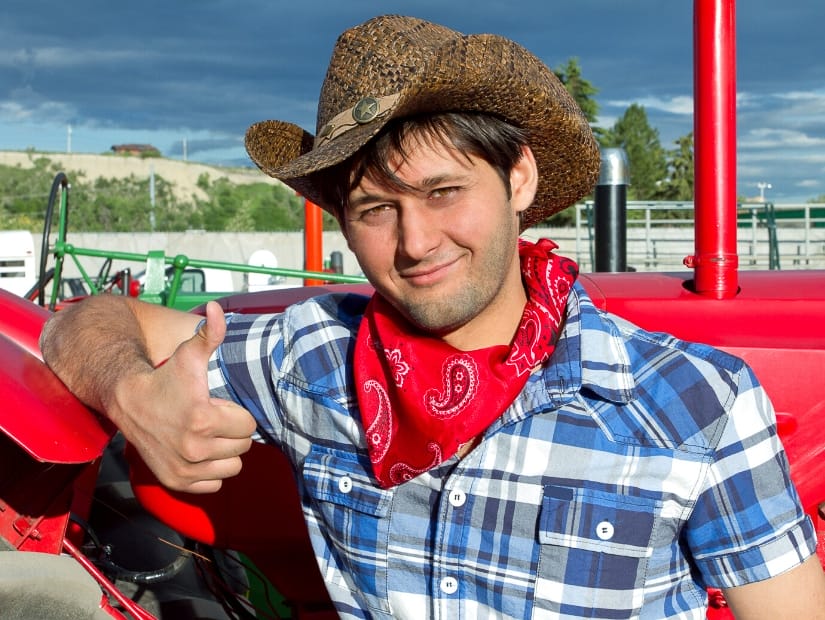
[147,399,256,492]
[148,452,246,495]
[136,406,255,494]
[177,404,255,461]
[170,301,227,371]
[209,398,259,440]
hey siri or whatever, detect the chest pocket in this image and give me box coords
[534,485,661,618]
[303,446,393,614]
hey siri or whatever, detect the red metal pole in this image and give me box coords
[304,197,325,286]
[686,0,739,298]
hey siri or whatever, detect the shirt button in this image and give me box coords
[440,576,458,595]
[596,520,614,541]
[338,475,353,494]
[448,489,467,507]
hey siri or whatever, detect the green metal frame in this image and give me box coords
[40,173,367,310]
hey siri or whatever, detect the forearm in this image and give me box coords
[723,555,825,619]
[40,295,156,414]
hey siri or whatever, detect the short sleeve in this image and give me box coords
[684,365,816,588]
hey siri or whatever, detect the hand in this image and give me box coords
[112,301,257,493]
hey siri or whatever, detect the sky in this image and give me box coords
[2,1,824,204]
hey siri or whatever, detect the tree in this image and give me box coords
[0,156,65,230]
[600,104,667,200]
[655,132,694,201]
[194,175,321,232]
[540,58,600,227]
[554,57,599,125]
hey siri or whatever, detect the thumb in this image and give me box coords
[190,300,227,359]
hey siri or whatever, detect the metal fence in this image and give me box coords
[50,202,825,288]
[561,201,825,272]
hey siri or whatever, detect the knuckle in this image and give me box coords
[179,438,209,464]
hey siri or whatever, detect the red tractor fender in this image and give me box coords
[0,289,114,466]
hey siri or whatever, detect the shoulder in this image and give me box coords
[216,291,368,384]
[281,291,369,346]
[570,283,753,452]
[222,291,369,343]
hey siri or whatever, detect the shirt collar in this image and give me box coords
[535,281,636,406]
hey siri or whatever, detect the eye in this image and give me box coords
[351,204,396,225]
[429,186,459,200]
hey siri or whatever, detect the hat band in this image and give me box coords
[315,92,401,148]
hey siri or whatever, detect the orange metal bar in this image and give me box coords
[687,0,739,298]
[303,198,325,286]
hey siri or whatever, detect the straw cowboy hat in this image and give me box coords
[245,14,600,230]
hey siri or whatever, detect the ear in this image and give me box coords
[509,145,539,214]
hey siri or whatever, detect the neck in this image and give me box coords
[441,271,528,352]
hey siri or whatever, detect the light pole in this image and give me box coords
[757,181,772,202]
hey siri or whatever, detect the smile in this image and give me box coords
[399,257,461,287]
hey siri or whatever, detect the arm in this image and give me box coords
[722,555,825,619]
[40,295,257,493]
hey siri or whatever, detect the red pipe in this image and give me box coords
[303,198,325,286]
[62,537,156,620]
[685,0,739,298]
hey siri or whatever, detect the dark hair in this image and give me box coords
[311,112,528,219]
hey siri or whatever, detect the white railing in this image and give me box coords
[545,201,825,272]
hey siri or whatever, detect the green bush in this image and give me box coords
[0,155,338,233]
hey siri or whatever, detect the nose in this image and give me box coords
[396,202,441,262]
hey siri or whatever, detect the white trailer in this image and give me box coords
[0,230,36,297]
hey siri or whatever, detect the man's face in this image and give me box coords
[342,136,537,349]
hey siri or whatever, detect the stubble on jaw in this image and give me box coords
[388,209,521,338]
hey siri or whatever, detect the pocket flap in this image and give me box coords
[303,447,392,516]
[539,485,660,558]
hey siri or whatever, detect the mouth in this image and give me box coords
[399,256,461,287]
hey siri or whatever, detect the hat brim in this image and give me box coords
[245,32,600,231]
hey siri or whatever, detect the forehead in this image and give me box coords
[354,136,481,194]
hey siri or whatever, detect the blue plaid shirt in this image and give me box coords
[209,283,816,619]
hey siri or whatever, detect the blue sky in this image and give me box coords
[2,0,824,203]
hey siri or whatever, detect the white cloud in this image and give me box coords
[606,95,694,115]
[739,128,825,150]
[0,46,152,70]
[775,90,825,103]
[0,99,75,123]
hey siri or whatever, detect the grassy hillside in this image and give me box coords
[0,150,337,232]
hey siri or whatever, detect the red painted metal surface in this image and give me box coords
[580,271,825,350]
[129,441,333,615]
[0,286,51,359]
[687,0,738,298]
[62,538,156,620]
[0,290,114,465]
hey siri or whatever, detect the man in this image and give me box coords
[41,14,825,619]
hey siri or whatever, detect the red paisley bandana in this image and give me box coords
[354,238,577,488]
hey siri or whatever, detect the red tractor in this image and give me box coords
[1,1,823,618]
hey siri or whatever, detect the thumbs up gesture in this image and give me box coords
[42,297,257,494]
[115,301,257,493]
